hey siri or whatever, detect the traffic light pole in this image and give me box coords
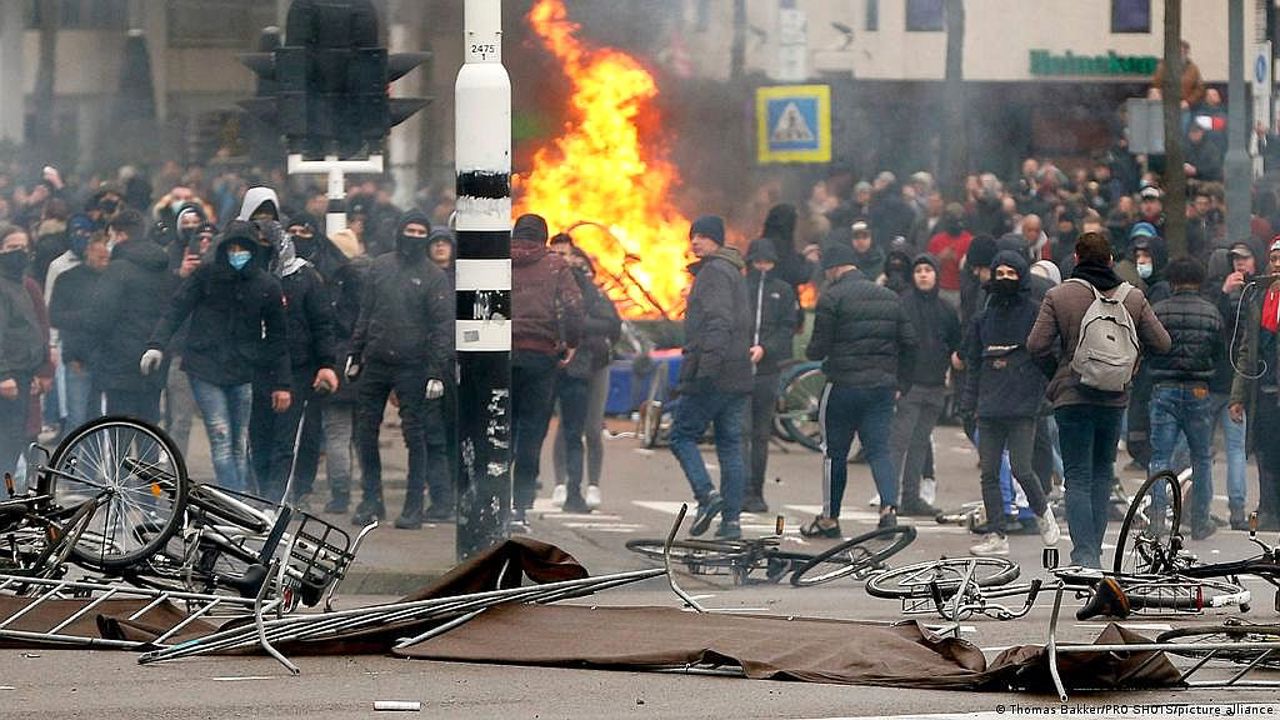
[286,153,384,238]
[454,0,512,561]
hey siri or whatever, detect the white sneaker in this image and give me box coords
[920,478,937,506]
[551,484,567,508]
[970,533,1010,556]
[867,492,881,506]
[1037,506,1061,546]
[585,485,602,509]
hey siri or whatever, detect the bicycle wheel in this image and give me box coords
[791,526,918,587]
[777,364,826,452]
[1114,471,1183,577]
[1156,623,1280,666]
[625,538,748,568]
[865,556,1020,599]
[46,416,188,570]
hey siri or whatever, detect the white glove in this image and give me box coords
[140,349,164,376]
[424,378,444,400]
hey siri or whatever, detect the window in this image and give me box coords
[866,0,879,32]
[905,0,944,32]
[1111,0,1151,33]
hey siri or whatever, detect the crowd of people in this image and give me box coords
[673,153,1280,569]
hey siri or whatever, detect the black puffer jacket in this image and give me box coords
[350,211,452,378]
[746,266,799,376]
[900,255,961,388]
[89,240,178,392]
[678,247,753,395]
[48,264,104,366]
[562,267,621,380]
[148,221,291,390]
[805,269,916,389]
[960,250,1046,419]
[1148,289,1224,383]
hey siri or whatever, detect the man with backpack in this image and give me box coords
[1028,232,1170,569]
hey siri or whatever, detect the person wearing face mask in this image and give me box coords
[958,250,1060,557]
[246,218,338,505]
[346,210,454,528]
[0,226,47,479]
[88,188,124,230]
[1116,225,1171,304]
[145,220,291,493]
[49,236,110,432]
[85,210,175,424]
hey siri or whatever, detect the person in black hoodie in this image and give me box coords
[758,203,815,289]
[49,236,109,432]
[145,220,291,493]
[89,210,177,423]
[247,221,339,504]
[742,238,799,513]
[346,210,453,528]
[672,215,753,540]
[959,250,1060,557]
[889,254,960,516]
[0,227,46,478]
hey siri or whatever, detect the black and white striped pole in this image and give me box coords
[454,0,512,561]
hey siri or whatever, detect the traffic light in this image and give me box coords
[238,0,430,158]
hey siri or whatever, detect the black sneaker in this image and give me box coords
[878,510,897,529]
[561,494,591,514]
[323,496,350,515]
[714,520,742,540]
[1190,522,1218,541]
[1230,509,1248,531]
[510,508,530,534]
[351,500,385,526]
[799,516,841,538]
[394,508,423,530]
[689,493,724,537]
[741,495,769,514]
[423,505,456,523]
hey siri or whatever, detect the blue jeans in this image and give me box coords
[820,384,897,518]
[1219,398,1247,513]
[63,362,98,433]
[1149,383,1215,528]
[188,376,252,492]
[669,390,747,523]
[1055,404,1124,569]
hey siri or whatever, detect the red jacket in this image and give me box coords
[511,239,584,356]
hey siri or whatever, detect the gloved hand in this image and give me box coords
[344,354,362,381]
[425,378,444,400]
[140,349,164,376]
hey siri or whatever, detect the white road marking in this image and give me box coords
[212,676,275,682]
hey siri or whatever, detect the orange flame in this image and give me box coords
[517,0,692,319]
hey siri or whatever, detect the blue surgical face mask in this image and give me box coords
[228,249,252,271]
[1137,262,1153,279]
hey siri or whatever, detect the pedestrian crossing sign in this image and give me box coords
[756,84,831,164]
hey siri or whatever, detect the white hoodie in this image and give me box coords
[237,186,280,222]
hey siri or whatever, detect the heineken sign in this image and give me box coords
[1029,50,1159,77]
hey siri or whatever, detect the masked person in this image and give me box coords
[145,221,291,493]
[346,211,453,528]
[247,219,338,505]
[86,210,175,424]
[49,235,110,431]
[959,251,1061,556]
[0,226,47,478]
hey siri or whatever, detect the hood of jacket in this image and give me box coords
[237,187,280,222]
[393,209,432,258]
[689,246,746,275]
[990,249,1031,290]
[211,220,264,274]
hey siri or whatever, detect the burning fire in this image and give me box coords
[517,0,692,319]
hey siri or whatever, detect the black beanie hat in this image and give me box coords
[690,215,726,246]
[512,213,549,244]
[746,238,779,263]
[821,242,858,270]
[966,234,1000,269]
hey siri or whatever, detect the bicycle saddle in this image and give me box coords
[1076,576,1132,621]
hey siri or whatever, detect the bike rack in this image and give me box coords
[0,573,260,650]
[1043,583,1280,702]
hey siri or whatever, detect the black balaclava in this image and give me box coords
[395,209,433,260]
[0,247,29,281]
[288,211,321,260]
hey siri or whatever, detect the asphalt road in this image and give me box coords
[9,418,1280,718]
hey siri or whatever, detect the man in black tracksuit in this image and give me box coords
[743,238,799,513]
[889,254,961,516]
[90,210,177,423]
[346,210,453,529]
[802,243,916,537]
[248,223,339,504]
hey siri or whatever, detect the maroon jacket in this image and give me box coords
[511,239,583,357]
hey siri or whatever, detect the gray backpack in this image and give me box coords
[1067,279,1140,392]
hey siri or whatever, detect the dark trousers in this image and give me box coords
[555,372,589,500]
[0,377,31,478]
[105,387,162,425]
[512,353,559,511]
[745,372,779,501]
[355,361,431,510]
[889,384,945,505]
[249,369,311,503]
[820,384,896,518]
[1056,404,1124,569]
[1032,415,1056,495]
[424,386,452,509]
[290,394,325,498]
[1256,393,1280,523]
[977,416,1048,536]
